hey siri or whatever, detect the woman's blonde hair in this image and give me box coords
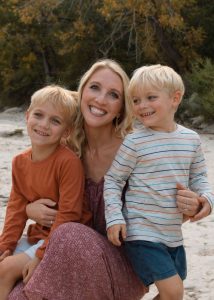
[68,59,133,157]
[129,64,185,100]
[29,85,78,127]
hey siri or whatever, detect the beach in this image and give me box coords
[0,109,214,299]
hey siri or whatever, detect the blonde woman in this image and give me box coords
[9,60,208,300]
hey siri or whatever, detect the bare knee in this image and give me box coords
[0,252,30,284]
[0,258,17,283]
[161,287,183,300]
[155,275,184,300]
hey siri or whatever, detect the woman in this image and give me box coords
[9,59,211,300]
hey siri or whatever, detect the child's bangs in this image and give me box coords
[32,92,76,123]
[129,75,162,96]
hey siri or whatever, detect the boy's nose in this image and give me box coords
[40,118,50,129]
[139,100,147,109]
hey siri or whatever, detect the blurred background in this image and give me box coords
[0,0,213,125]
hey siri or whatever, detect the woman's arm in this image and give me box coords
[26,199,57,227]
[176,183,211,221]
[190,196,211,221]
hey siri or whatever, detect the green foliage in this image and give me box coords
[0,0,213,109]
[184,59,214,120]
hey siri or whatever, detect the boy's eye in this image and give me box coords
[51,118,61,125]
[33,112,42,118]
[133,98,141,105]
[148,95,157,101]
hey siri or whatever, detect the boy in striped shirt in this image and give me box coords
[104,65,213,300]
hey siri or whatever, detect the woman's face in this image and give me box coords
[81,68,124,129]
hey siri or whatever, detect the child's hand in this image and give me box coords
[0,249,11,262]
[22,256,41,284]
[107,224,127,246]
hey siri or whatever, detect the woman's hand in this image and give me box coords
[23,257,41,284]
[26,199,57,227]
[176,183,211,222]
[190,196,211,222]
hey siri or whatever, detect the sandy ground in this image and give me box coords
[0,110,214,299]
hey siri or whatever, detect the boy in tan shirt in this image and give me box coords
[0,85,86,299]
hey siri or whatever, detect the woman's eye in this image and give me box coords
[109,91,119,99]
[90,84,99,90]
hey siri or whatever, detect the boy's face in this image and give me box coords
[132,87,181,132]
[26,102,70,149]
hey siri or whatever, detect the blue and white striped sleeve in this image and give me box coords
[104,136,137,228]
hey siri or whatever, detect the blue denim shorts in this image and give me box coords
[124,240,187,286]
[13,236,44,259]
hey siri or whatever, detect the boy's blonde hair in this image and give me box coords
[28,85,78,126]
[129,64,185,99]
[68,59,133,157]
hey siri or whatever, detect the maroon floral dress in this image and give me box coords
[9,178,147,300]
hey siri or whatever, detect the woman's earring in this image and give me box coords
[115,115,120,132]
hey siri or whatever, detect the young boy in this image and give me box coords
[104,65,214,300]
[0,85,85,299]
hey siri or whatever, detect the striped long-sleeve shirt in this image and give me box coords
[104,124,214,247]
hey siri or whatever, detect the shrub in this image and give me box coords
[184,59,214,121]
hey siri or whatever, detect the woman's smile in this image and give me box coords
[89,105,106,116]
[81,68,123,128]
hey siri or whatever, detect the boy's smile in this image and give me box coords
[140,111,155,118]
[26,102,69,160]
[34,129,50,136]
[132,87,180,132]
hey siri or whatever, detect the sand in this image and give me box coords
[0,110,214,299]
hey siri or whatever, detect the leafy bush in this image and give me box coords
[184,59,214,121]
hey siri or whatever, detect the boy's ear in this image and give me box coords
[25,110,29,121]
[172,91,182,108]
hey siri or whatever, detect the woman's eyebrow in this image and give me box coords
[88,80,100,85]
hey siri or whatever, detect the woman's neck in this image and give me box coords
[84,124,117,154]
[83,124,122,182]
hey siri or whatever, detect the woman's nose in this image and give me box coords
[95,93,106,104]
